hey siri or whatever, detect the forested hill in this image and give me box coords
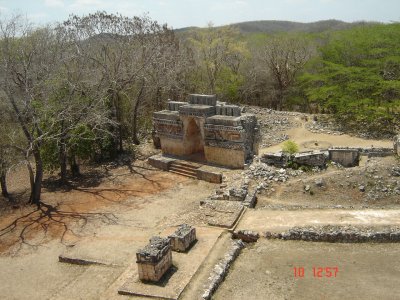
[175,19,377,34]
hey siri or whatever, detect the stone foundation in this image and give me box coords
[136,237,172,282]
[168,224,197,252]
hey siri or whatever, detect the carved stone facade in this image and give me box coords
[153,94,259,168]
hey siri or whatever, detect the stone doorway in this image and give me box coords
[184,118,205,161]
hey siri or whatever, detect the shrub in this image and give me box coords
[282,140,299,155]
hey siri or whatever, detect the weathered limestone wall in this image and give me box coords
[159,137,187,156]
[293,151,328,167]
[328,148,360,167]
[204,146,245,168]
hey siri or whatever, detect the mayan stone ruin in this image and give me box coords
[168,224,197,252]
[136,237,172,282]
[153,94,259,168]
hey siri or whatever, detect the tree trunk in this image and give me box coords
[1,173,9,198]
[59,128,67,184]
[70,155,80,177]
[30,149,43,207]
[132,80,145,145]
[115,93,124,153]
[59,143,67,184]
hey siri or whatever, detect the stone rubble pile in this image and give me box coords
[306,120,344,135]
[245,106,298,147]
[392,165,400,177]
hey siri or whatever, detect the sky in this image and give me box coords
[0,0,399,29]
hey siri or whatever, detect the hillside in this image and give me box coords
[175,19,378,34]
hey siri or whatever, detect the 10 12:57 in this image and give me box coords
[293,266,339,278]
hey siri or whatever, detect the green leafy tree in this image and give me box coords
[298,23,400,136]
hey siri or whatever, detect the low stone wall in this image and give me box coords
[202,239,244,300]
[265,225,400,243]
[360,147,394,157]
[233,230,259,243]
[243,188,257,208]
[261,152,287,167]
[293,151,327,167]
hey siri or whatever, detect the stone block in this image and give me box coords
[217,105,241,116]
[293,151,328,167]
[167,101,188,111]
[261,152,287,167]
[168,224,196,252]
[136,237,172,282]
[188,94,217,106]
[196,166,223,183]
[148,155,176,171]
[179,104,216,117]
[205,115,242,127]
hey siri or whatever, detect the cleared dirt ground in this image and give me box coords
[214,239,400,300]
[0,160,218,300]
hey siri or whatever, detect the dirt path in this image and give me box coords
[260,117,393,153]
[236,209,400,233]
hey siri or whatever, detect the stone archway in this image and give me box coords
[184,118,204,155]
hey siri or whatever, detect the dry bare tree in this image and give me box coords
[260,35,315,110]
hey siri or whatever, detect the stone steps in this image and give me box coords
[169,161,199,179]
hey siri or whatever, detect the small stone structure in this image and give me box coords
[136,237,172,282]
[153,94,259,168]
[168,224,197,252]
[261,152,288,167]
[261,150,327,168]
[395,135,400,156]
[328,148,360,167]
[293,150,328,167]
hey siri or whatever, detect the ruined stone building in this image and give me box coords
[153,94,258,168]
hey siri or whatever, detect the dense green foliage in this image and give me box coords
[298,23,400,136]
